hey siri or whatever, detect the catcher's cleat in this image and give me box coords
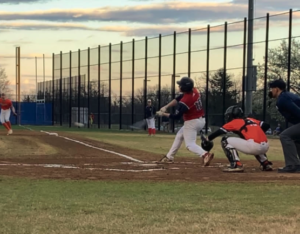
[260,161,273,171]
[159,155,174,163]
[223,164,244,172]
[202,152,214,166]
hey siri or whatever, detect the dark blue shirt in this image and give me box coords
[276,91,300,125]
[145,105,156,119]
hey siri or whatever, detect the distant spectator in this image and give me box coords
[90,112,94,127]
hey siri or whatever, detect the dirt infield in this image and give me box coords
[0,130,299,182]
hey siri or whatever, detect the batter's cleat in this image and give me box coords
[223,165,244,172]
[159,155,174,163]
[202,152,214,166]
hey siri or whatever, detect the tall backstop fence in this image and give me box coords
[50,9,300,132]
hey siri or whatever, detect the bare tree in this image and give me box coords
[0,67,11,95]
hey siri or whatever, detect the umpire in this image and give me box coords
[269,79,300,173]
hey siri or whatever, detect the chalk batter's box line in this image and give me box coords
[19,125,143,163]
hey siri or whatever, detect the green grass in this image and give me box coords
[0,177,300,234]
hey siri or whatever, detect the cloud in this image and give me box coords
[0,2,279,25]
[232,0,300,11]
[0,39,32,45]
[0,0,50,4]
[58,39,77,42]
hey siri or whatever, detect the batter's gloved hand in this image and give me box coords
[156,111,164,117]
[160,106,167,113]
[200,135,214,152]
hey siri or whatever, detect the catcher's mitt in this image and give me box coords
[200,134,214,152]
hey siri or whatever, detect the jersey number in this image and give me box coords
[194,98,203,111]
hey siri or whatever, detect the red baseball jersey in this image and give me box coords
[221,118,267,143]
[0,98,12,110]
[179,88,204,121]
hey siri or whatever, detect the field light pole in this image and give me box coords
[245,0,254,116]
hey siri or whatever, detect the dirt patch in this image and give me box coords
[0,130,299,183]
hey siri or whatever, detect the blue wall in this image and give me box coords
[2,102,53,125]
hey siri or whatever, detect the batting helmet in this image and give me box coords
[176,77,194,92]
[224,105,244,123]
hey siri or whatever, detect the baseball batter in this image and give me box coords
[145,99,156,136]
[156,77,214,166]
[0,93,17,135]
[206,105,272,172]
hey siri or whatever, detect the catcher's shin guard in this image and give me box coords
[221,136,241,168]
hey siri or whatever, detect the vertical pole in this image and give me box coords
[87,47,90,128]
[222,22,227,125]
[52,53,54,125]
[43,54,45,123]
[119,41,123,130]
[17,47,21,125]
[286,9,293,129]
[287,9,292,92]
[78,49,81,127]
[188,28,191,77]
[263,13,269,122]
[245,0,254,116]
[144,37,148,120]
[60,51,63,126]
[35,56,37,125]
[172,31,176,133]
[98,45,101,128]
[131,39,135,127]
[158,34,162,131]
[108,43,112,129]
[205,25,210,134]
[69,51,72,127]
[242,18,247,112]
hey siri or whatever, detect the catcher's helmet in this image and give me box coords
[176,77,194,92]
[224,105,244,123]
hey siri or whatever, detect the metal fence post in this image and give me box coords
[108,43,112,129]
[78,49,81,127]
[172,31,176,133]
[87,47,90,128]
[188,28,191,77]
[242,18,247,112]
[205,25,210,134]
[131,39,135,128]
[120,41,123,130]
[98,45,101,128]
[263,13,270,121]
[52,53,55,125]
[60,51,63,126]
[158,34,162,131]
[222,22,227,124]
[287,9,293,92]
[144,36,148,121]
[69,51,72,127]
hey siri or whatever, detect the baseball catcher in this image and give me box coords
[156,77,214,166]
[204,105,272,172]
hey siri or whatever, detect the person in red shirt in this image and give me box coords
[0,93,17,135]
[205,106,272,172]
[89,112,94,128]
[156,77,214,166]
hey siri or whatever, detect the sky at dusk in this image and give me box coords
[0,0,299,99]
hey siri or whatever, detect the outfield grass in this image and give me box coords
[1,177,300,234]
[20,125,285,161]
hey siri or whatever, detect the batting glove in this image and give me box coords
[160,106,167,113]
[156,111,164,117]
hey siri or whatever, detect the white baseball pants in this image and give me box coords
[146,118,155,129]
[167,117,206,159]
[0,109,11,123]
[226,137,269,160]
